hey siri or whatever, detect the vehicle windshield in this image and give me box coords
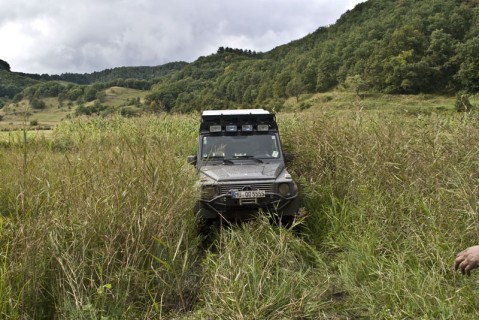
[201,134,281,161]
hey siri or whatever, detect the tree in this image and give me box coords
[0,59,11,71]
[285,77,304,102]
[422,29,458,90]
[344,75,368,96]
[29,98,46,110]
[83,86,98,102]
[316,59,338,92]
[66,87,84,101]
[455,38,479,92]
[302,61,318,92]
[272,71,291,98]
[242,85,256,104]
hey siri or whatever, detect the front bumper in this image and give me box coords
[196,191,299,220]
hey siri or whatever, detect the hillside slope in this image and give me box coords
[0,70,38,99]
[145,0,479,112]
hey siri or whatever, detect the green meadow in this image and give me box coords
[1,93,479,318]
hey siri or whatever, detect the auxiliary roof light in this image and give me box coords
[242,124,253,132]
[226,125,238,132]
[209,125,222,132]
[257,124,269,131]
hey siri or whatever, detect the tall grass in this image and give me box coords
[1,108,479,318]
[280,109,479,318]
[0,115,201,318]
[196,218,330,319]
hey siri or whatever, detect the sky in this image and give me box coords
[0,0,365,75]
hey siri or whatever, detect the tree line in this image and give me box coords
[0,62,186,100]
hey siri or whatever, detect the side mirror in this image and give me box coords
[283,153,294,163]
[187,155,197,165]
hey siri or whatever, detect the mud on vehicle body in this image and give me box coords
[188,109,299,224]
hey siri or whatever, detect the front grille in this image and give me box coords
[219,183,273,194]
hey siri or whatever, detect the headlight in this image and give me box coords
[278,183,290,196]
[201,185,217,199]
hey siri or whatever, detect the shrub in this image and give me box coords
[455,91,474,112]
[75,101,108,116]
[119,106,142,117]
[29,98,46,110]
[299,102,312,110]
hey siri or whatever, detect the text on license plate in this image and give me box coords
[232,190,266,199]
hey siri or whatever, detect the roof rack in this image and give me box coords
[202,109,270,116]
[200,109,277,133]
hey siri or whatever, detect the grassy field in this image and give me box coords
[0,98,72,130]
[3,87,476,132]
[100,86,150,107]
[0,87,149,131]
[1,94,479,318]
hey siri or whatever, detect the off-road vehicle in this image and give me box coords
[188,109,299,224]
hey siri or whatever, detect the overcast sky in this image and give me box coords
[0,0,365,75]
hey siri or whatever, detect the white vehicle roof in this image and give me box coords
[202,109,270,116]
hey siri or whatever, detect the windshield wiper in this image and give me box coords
[222,159,234,165]
[233,155,263,163]
[203,156,234,165]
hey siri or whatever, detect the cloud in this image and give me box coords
[0,0,365,74]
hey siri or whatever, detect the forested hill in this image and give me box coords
[47,62,188,84]
[142,0,479,112]
[266,0,479,93]
[2,0,478,112]
[0,60,187,100]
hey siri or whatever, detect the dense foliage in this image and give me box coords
[0,60,10,72]
[0,70,38,99]
[52,62,188,85]
[12,78,155,106]
[0,63,186,101]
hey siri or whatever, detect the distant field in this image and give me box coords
[98,86,149,107]
[0,98,72,131]
[0,129,52,142]
[2,87,476,132]
[0,86,149,131]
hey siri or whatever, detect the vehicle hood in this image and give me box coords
[200,163,284,182]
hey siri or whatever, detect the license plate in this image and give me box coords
[232,190,265,199]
